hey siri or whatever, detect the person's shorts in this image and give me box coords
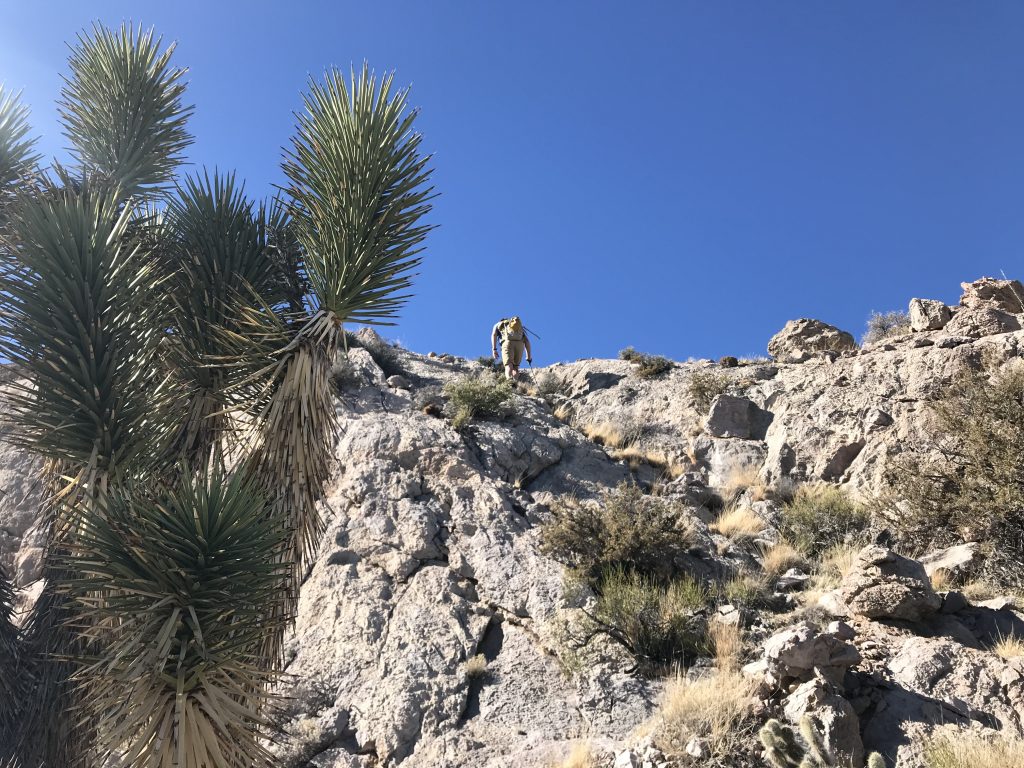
[501,339,525,366]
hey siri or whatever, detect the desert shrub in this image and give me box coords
[541,483,695,585]
[621,347,673,378]
[923,731,1024,768]
[862,309,911,345]
[720,573,772,609]
[476,355,497,368]
[591,567,709,668]
[779,484,870,558]
[443,372,514,429]
[329,356,362,392]
[687,370,730,412]
[650,669,756,758]
[886,362,1024,585]
[708,621,743,671]
[718,355,738,368]
[532,370,563,401]
[581,418,646,448]
[761,543,807,577]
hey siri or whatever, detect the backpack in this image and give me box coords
[497,316,524,343]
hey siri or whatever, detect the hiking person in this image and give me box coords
[491,316,532,380]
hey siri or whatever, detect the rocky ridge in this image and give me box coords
[1,277,1024,767]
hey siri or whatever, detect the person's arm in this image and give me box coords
[524,335,533,363]
[491,323,500,358]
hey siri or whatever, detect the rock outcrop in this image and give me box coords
[767,318,858,362]
[2,279,1024,767]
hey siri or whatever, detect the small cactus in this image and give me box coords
[759,715,887,768]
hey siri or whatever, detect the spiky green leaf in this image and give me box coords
[60,23,193,199]
[0,85,40,193]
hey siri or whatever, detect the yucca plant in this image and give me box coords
[61,470,290,767]
[0,21,435,768]
[0,566,20,753]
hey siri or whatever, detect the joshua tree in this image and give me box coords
[0,22,433,768]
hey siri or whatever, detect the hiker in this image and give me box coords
[491,316,532,380]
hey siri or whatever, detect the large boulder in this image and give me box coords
[767,319,857,363]
[960,277,1024,313]
[704,394,772,440]
[908,298,952,332]
[761,621,861,686]
[840,546,942,621]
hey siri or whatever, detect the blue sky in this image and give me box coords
[2,2,1022,363]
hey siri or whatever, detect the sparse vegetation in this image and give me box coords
[649,669,757,758]
[463,654,488,679]
[992,633,1024,659]
[862,309,911,345]
[443,372,515,429]
[779,484,870,558]
[720,464,769,505]
[347,332,407,378]
[761,715,886,768]
[330,355,362,392]
[886,361,1024,586]
[687,370,730,411]
[541,483,695,585]
[761,542,808,577]
[923,731,1024,768]
[721,573,772,609]
[711,506,765,542]
[590,567,709,669]
[621,347,674,378]
[553,742,597,768]
[962,580,1000,602]
[606,445,687,478]
[708,620,744,671]
[580,419,645,449]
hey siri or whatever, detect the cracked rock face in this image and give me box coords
[840,546,942,622]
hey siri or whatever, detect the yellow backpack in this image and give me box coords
[500,316,524,341]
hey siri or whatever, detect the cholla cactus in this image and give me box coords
[760,715,886,768]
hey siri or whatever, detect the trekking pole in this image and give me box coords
[523,325,542,340]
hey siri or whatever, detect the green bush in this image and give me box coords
[621,347,673,378]
[886,361,1024,585]
[541,483,695,585]
[329,356,362,392]
[779,484,870,558]
[862,309,911,345]
[443,372,514,429]
[592,567,709,669]
[687,370,730,412]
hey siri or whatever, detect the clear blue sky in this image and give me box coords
[2,2,1022,363]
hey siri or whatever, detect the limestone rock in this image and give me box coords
[704,394,772,439]
[943,306,1020,338]
[782,679,864,767]
[960,276,1024,313]
[762,622,861,686]
[767,319,858,363]
[909,298,952,331]
[840,546,942,621]
[919,543,979,579]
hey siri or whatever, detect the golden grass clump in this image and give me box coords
[761,542,807,577]
[649,670,756,757]
[607,445,687,478]
[553,742,596,768]
[992,634,1024,660]
[721,464,768,504]
[962,581,1000,602]
[711,506,765,542]
[923,731,1024,768]
[708,621,744,672]
[930,568,951,592]
[581,420,632,448]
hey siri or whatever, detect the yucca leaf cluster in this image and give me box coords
[0,20,433,768]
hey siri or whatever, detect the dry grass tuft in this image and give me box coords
[581,420,633,449]
[924,731,1024,768]
[649,670,757,757]
[930,568,951,592]
[708,621,744,672]
[993,634,1024,659]
[607,445,686,478]
[761,542,807,577]
[553,403,574,423]
[721,465,768,504]
[963,581,1000,602]
[711,506,765,542]
[553,742,596,768]
[462,653,488,679]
